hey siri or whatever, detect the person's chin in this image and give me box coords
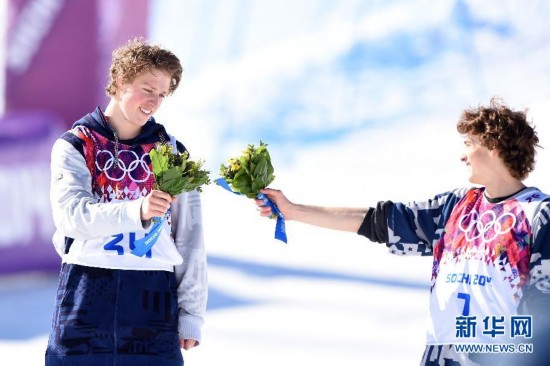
[467,175,479,184]
[134,117,150,126]
[137,111,152,123]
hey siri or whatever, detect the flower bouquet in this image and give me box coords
[132,143,211,256]
[149,143,211,194]
[216,141,286,243]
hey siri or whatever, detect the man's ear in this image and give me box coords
[115,78,123,89]
[112,78,126,99]
[117,76,128,90]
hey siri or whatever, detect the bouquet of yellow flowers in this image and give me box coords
[132,143,211,257]
[218,141,275,198]
[217,141,286,243]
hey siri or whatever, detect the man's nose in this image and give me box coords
[147,93,161,108]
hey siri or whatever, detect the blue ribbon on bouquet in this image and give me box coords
[215,178,287,243]
[131,209,170,257]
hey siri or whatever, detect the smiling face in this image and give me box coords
[460,134,495,185]
[116,68,171,130]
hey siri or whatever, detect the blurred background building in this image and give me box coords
[1,0,149,275]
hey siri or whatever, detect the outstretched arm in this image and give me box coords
[256,188,369,233]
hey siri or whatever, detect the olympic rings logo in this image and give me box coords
[458,210,517,243]
[95,149,152,182]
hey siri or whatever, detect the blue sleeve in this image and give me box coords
[386,188,468,257]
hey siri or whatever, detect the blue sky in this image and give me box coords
[146,1,550,193]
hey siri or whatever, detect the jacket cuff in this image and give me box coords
[178,314,203,344]
[357,201,392,243]
[122,197,148,231]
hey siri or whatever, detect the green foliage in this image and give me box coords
[149,143,211,196]
[219,141,275,198]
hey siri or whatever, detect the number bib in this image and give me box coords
[63,221,182,271]
[428,259,518,344]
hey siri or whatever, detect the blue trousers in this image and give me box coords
[45,263,183,366]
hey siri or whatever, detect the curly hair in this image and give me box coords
[105,38,183,97]
[456,97,539,180]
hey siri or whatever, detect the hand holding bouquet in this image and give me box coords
[217,141,286,243]
[132,143,211,257]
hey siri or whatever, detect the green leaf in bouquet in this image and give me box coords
[149,148,169,176]
[254,158,268,178]
[158,167,182,196]
[251,180,260,194]
[239,156,251,175]
[233,167,247,180]
[233,174,252,192]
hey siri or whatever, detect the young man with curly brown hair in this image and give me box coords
[257,98,550,366]
[46,39,207,366]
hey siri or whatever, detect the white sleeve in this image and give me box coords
[171,189,208,343]
[50,138,145,242]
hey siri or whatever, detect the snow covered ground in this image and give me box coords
[0,206,433,366]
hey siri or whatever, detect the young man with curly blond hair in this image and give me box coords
[46,39,207,366]
[257,98,550,366]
